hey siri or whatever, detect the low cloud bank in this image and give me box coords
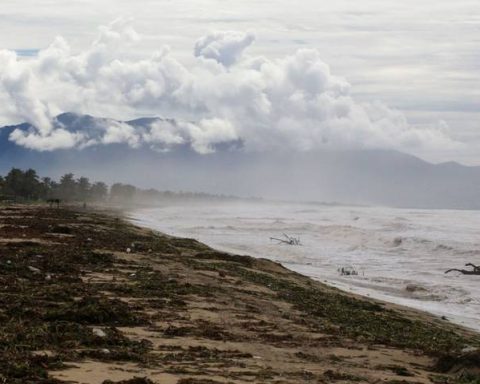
[0,19,457,153]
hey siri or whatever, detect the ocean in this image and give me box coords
[129,201,480,331]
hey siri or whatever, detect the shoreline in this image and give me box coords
[128,213,479,338]
[128,205,480,334]
[1,204,479,384]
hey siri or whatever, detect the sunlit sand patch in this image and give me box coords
[51,361,178,384]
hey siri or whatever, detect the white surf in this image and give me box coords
[129,201,480,332]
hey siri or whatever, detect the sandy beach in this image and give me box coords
[0,204,479,384]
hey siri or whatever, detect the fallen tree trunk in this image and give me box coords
[445,263,480,275]
[270,233,301,245]
[445,269,480,275]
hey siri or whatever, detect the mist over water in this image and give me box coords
[130,201,480,331]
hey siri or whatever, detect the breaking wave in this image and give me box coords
[131,201,480,331]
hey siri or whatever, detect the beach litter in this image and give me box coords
[338,266,359,276]
[270,233,302,245]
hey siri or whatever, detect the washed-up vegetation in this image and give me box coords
[0,204,479,383]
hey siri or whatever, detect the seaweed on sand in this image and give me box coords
[102,378,155,384]
[1,205,479,384]
[44,297,147,326]
[435,349,480,382]
[197,262,474,354]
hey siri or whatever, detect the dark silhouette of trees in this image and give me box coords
[0,167,236,205]
[76,177,91,202]
[58,173,76,201]
[0,169,110,203]
[23,169,41,199]
[2,168,41,200]
[40,177,57,199]
[4,168,25,199]
[90,182,108,202]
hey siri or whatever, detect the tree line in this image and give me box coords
[0,168,245,204]
[0,168,135,203]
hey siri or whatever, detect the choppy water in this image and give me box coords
[130,201,480,331]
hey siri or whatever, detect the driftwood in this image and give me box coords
[445,263,480,275]
[270,233,301,246]
[338,266,358,276]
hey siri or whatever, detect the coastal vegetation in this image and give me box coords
[0,168,241,205]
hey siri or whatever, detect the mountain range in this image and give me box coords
[1,113,479,209]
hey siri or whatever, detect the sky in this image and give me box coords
[0,0,479,164]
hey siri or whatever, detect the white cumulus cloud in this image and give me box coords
[0,20,458,154]
[194,30,255,67]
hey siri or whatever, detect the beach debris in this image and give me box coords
[28,266,41,274]
[92,327,107,338]
[393,237,403,246]
[338,266,358,276]
[445,263,480,275]
[462,346,478,354]
[270,233,301,245]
